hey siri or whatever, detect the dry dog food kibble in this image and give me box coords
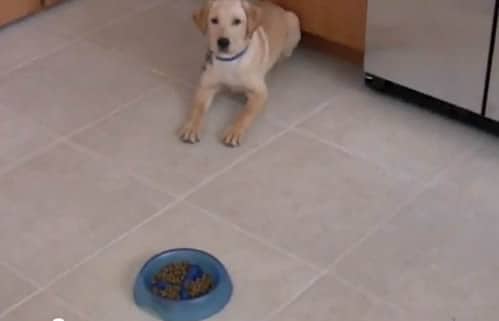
[151,262,214,300]
[154,262,189,285]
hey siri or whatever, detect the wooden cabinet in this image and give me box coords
[270,0,367,64]
[0,0,65,28]
[43,0,63,7]
[0,0,42,26]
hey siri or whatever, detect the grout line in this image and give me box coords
[0,3,185,179]
[326,137,485,272]
[0,197,182,321]
[0,9,349,315]
[62,138,179,198]
[257,137,485,320]
[262,270,328,321]
[186,202,324,272]
[328,194,423,271]
[331,272,407,314]
[1,17,492,317]
[82,2,200,90]
[325,172,445,273]
[54,87,324,203]
[284,99,332,128]
[62,75,334,201]
[292,127,416,183]
[45,203,184,286]
[52,294,93,321]
[0,0,155,79]
[0,41,73,79]
[0,83,164,180]
[0,0,197,178]
[3,63,482,320]
[293,144,487,317]
[0,289,93,321]
[5,0,189,77]
[150,68,197,89]
[0,262,42,289]
[0,95,332,320]
[63,84,165,139]
[0,263,93,321]
[175,99,333,201]
[0,137,64,177]
[0,289,44,320]
[0,87,169,319]
[0,2,338,321]
[258,186,423,321]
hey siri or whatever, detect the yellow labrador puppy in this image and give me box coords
[180,0,301,146]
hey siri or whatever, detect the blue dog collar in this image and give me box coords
[215,47,249,62]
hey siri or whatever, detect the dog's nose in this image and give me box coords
[217,37,230,50]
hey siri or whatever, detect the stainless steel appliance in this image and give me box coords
[486,19,499,120]
[365,0,499,120]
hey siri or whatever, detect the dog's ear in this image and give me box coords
[243,1,262,37]
[193,2,210,34]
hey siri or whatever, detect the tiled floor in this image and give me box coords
[0,0,498,320]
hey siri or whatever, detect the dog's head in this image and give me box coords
[193,0,262,57]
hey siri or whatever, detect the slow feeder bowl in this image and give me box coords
[134,248,233,321]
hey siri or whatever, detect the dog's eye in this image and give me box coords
[233,18,242,26]
[211,17,219,24]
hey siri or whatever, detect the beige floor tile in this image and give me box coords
[0,104,55,171]
[72,83,282,195]
[336,176,499,320]
[444,141,499,207]
[264,49,362,125]
[270,274,405,321]
[51,203,317,321]
[0,143,172,285]
[189,132,418,267]
[0,41,163,135]
[0,22,68,76]
[28,0,167,39]
[300,88,485,181]
[0,264,35,315]
[87,1,205,85]
[1,293,85,321]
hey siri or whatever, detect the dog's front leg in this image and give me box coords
[179,85,218,144]
[224,85,268,147]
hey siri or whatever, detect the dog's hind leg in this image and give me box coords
[283,11,301,58]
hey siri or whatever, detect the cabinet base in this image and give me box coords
[302,33,364,65]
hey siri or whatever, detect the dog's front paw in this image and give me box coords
[223,126,245,147]
[179,121,201,144]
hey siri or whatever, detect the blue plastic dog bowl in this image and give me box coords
[134,248,233,321]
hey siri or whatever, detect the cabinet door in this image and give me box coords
[486,15,499,121]
[365,0,495,113]
[270,0,367,53]
[0,0,41,26]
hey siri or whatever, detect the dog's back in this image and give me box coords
[256,1,301,68]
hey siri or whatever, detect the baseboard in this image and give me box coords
[301,33,364,65]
